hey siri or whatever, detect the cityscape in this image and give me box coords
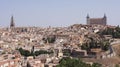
[0,0,120,67]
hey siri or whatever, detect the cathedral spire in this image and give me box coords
[10,15,15,28]
[86,14,90,19]
[103,13,107,18]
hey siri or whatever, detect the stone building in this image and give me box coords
[86,14,107,25]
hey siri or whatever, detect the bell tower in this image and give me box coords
[10,16,15,28]
[103,14,107,25]
[86,14,90,25]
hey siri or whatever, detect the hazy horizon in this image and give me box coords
[0,0,120,27]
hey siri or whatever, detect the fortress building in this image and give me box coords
[86,14,107,25]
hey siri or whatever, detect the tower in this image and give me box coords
[86,14,90,25]
[103,14,107,25]
[10,16,15,28]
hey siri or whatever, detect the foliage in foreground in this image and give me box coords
[56,57,101,67]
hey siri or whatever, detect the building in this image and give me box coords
[86,14,107,25]
[0,59,20,67]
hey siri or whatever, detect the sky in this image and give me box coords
[0,0,120,27]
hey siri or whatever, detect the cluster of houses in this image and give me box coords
[0,24,117,67]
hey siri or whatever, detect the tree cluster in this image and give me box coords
[100,26,120,38]
[81,37,110,51]
[42,35,56,43]
[62,49,71,56]
[56,57,101,67]
[18,48,31,57]
[18,48,53,57]
[34,50,53,56]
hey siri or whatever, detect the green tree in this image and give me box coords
[115,64,120,67]
[92,63,102,67]
[100,26,120,38]
[56,57,92,67]
[18,48,31,57]
[42,35,56,43]
[18,48,53,57]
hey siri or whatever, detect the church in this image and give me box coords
[86,14,107,25]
